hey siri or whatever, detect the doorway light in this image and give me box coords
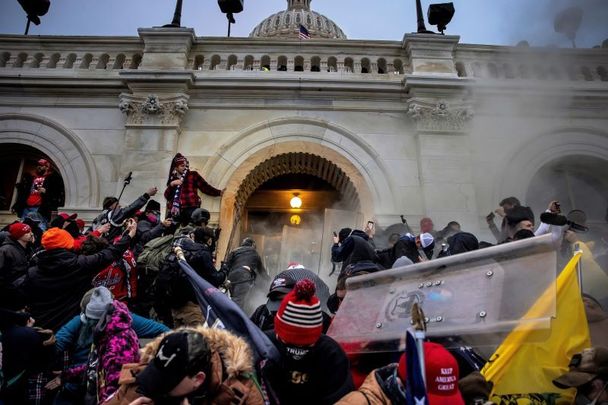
[290,192,302,209]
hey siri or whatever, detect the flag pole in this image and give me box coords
[411,302,427,388]
[574,242,583,293]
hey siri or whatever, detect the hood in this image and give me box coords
[448,232,479,255]
[99,300,133,335]
[35,248,78,273]
[350,229,369,240]
[140,326,254,379]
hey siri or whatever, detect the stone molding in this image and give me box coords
[118,93,189,128]
[406,99,473,133]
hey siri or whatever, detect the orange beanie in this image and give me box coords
[41,228,75,250]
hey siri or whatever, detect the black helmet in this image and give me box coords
[191,208,211,225]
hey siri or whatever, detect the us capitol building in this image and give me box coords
[1,0,607,266]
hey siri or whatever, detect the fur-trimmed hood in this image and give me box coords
[140,326,254,378]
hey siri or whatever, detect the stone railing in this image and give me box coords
[454,44,608,82]
[187,38,409,75]
[0,35,144,71]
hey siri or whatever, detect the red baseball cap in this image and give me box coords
[398,342,464,405]
[58,212,78,221]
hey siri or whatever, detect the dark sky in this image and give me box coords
[0,0,606,48]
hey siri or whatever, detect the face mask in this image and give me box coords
[147,213,159,224]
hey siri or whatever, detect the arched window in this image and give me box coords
[278,55,287,71]
[210,55,221,70]
[294,56,304,72]
[377,58,387,74]
[193,55,204,70]
[79,53,93,69]
[344,57,354,73]
[393,59,403,74]
[360,58,370,74]
[0,52,10,68]
[327,56,337,72]
[63,53,76,68]
[455,62,466,77]
[261,55,271,71]
[244,55,254,71]
[96,54,110,70]
[311,56,320,72]
[227,55,237,70]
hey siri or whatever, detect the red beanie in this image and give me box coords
[9,223,31,240]
[274,279,323,347]
[398,342,464,405]
[41,228,75,250]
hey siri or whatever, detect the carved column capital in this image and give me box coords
[406,99,473,133]
[118,93,189,128]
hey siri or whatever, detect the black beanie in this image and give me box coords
[103,196,118,210]
[145,200,161,212]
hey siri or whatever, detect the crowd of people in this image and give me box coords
[1,152,608,404]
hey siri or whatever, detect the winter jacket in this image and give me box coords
[262,333,354,405]
[336,364,405,405]
[225,245,266,278]
[164,170,221,212]
[56,312,169,368]
[332,231,379,272]
[0,309,55,403]
[92,248,138,301]
[24,234,132,331]
[0,237,31,287]
[64,300,139,403]
[133,219,165,257]
[105,326,265,405]
[92,193,151,239]
[156,238,225,309]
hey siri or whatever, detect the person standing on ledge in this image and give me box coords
[164,153,222,223]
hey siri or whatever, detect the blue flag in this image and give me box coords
[405,329,429,404]
[178,259,280,364]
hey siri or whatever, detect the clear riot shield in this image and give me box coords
[327,234,558,354]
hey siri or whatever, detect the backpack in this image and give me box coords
[136,234,175,273]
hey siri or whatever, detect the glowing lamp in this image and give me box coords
[290,193,302,209]
[290,214,301,225]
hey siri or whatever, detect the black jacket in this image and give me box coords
[0,238,31,286]
[24,235,132,331]
[331,230,379,272]
[158,238,225,309]
[92,193,151,239]
[391,235,434,265]
[12,171,64,220]
[225,245,265,278]
[263,333,354,405]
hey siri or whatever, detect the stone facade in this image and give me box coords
[0,26,607,257]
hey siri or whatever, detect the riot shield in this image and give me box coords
[327,234,558,354]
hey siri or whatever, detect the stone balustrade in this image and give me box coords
[0,34,606,83]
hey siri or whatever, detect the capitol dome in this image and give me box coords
[249,0,347,40]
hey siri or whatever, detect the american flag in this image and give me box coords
[299,24,310,40]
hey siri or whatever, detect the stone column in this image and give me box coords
[116,27,195,211]
[403,34,480,232]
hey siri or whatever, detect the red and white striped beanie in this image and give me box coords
[274,279,323,346]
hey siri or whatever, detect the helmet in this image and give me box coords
[191,208,211,225]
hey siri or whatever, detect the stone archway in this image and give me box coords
[496,127,608,206]
[0,113,99,209]
[207,117,396,259]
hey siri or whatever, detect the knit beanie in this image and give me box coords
[8,222,31,240]
[85,287,113,320]
[103,196,119,210]
[274,279,323,347]
[41,228,74,250]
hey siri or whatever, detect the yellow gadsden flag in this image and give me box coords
[481,252,590,404]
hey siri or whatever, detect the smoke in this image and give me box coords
[498,0,608,48]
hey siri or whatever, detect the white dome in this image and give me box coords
[249,0,347,40]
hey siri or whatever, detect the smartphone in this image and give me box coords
[367,220,375,228]
[333,231,338,237]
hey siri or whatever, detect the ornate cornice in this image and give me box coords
[118,93,189,128]
[406,99,473,133]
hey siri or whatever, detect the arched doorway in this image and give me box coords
[0,143,65,222]
[526,155,608,243]
[226,152,363,279]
